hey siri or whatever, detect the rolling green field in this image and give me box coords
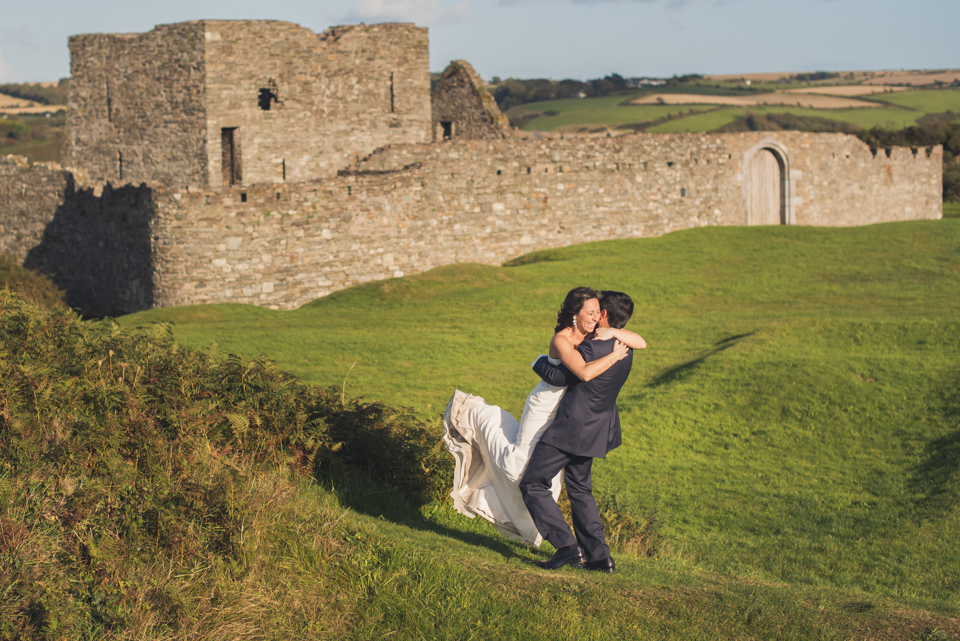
[515,87,960,133]
[119,220,960,636]
[508,94,713,132]
[869,88,960,112]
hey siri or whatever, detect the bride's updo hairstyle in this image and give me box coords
[554,286,599,333]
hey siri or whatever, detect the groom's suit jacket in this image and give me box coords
[533,338,633,459]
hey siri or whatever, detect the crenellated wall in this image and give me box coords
[0,131,943,315]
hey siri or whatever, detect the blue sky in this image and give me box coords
[1,0,957,83]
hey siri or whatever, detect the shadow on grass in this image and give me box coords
[645,331,757,389]
[909,371,960,520]
[315,469,526,560]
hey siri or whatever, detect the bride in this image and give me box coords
[442,287,646,546]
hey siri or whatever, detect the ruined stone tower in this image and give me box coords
[65,20,432,187]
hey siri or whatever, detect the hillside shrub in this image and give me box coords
[0,290,450,637]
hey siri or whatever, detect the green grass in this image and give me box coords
[647,107,744,133]
[944,201,960,218]
[513,87,960,133]
[868,88,960,112]
[120,221,960,624]
[512,94,713,131]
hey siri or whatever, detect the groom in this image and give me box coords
[520,290,635,573]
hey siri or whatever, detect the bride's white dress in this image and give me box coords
[442,357,565,547]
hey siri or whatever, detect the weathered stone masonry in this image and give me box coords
[66,20,431,188]
[0,19,944,316]
[2,130,940,315]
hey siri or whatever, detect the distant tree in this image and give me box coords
[794,71,838,82]
[0,78,69,105]
[490,72,636,111]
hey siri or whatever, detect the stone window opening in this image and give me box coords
[258,88,279,111]
[390,72,395,113]
[117,151,123,181]
[681,187,686,198]
[258,80,282,111]
[221,127,241,186]
[282,159,286,181]
[441,121,453,140]
[241,192,247,203]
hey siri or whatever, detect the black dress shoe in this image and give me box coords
[536,546,585,570]
[577,557,616,573]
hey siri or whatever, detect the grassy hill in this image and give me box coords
[511,88,960,134]
[117,221,960,634]
[4,221,959,638]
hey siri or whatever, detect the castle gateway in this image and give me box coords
[0,20,943,316]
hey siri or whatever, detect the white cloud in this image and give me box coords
[1,26,33,48]
[343,0,473,24]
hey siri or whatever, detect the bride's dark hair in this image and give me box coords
[554,286,600,333]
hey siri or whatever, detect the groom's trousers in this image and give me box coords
[519,440,610,563]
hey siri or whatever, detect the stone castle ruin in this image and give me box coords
[0,20,944,316]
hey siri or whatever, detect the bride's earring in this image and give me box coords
[573,318,578,329]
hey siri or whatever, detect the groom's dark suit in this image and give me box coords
[520,338,633,562]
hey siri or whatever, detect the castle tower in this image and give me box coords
[65,20,432,187]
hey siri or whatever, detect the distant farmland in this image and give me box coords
[505,71,960,134]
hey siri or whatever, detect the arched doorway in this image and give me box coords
[742,138,794,226]
[747,148,785,225]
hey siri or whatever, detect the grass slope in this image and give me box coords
[515,87,960,133]
[121,221,960,628]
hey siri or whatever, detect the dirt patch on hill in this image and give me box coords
[0,94,40,108]
[864,69,960,85]
[0,94,61,114]
[784,85,909,97]
[631,93,880,109]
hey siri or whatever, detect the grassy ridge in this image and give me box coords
[122,221,960,622]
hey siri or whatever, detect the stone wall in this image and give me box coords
[66,22,208,186]
[146,131,942,310]
[0,157,157,317]
[432,60,512,142]
[1,131,943,315]
[0,156,70,262]
[65,20,431,188]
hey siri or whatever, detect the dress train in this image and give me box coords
[442,363,566,546]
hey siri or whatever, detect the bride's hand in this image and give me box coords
[611,339,629,361]
[594,327,614,340]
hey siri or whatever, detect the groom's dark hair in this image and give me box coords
[599,291,634,329]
